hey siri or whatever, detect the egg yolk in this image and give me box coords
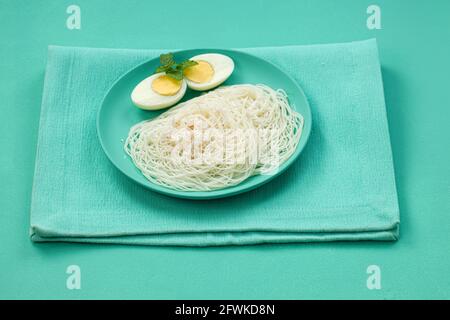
[183,60,214,83]
[151,75,182,96]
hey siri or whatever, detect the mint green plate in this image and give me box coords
[97,49,311,199]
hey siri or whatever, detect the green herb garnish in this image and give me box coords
[154,53,198,81]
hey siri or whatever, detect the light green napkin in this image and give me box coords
[30,39,399,246]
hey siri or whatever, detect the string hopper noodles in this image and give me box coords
[125,84,304,191]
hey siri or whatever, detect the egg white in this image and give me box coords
[185,53,234,91]
[131,73,187,110]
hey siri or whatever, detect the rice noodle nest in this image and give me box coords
[125,84,304,191]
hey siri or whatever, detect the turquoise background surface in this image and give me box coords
[1,0,449,299]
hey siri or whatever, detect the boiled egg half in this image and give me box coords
[131,73,187,110]
[183,53,234,91]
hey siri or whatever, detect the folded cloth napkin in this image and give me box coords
[30,39,400,246]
